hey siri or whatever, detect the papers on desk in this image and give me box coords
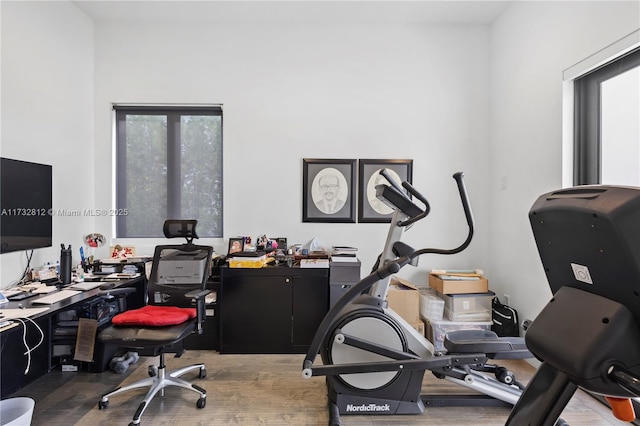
[330,255,359,263]
[300,258,330,268]
[106,272,140,279]
[82,272,140,282]
[0,307,50,319]
[100,256,152,264]
[0,307,51,332]
[18,282,57,294]
[32,286,57,294]
[1,288,23,298]
[2,284,57,302]
[205,291,217,304]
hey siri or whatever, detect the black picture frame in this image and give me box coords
[303,159,356,223]
[228,237,244,255]
[358,159,413,223]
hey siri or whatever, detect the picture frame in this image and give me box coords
[303,159,356,223]
[227,237,245,255]
[358,159,413,223]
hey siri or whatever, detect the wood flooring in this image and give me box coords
[10,350,632,426]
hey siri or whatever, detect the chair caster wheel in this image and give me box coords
[98,400,109,410]
[197,397,206,409]
[199,368,207,379]
[148,365,158,377]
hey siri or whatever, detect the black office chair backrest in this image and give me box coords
[163,219,198,243]
[147,220,213,308]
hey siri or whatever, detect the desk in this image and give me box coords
[0,276,146,398]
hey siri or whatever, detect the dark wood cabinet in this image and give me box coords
[219,266,328,354]
[0,316,50,397]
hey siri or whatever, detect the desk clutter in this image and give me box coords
[226,234,358,269]
[385,269,518,353]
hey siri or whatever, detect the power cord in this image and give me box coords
[11,316,45,374]
[8,250,35,287]
[20,250,34,284]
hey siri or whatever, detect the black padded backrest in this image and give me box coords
[147,244,213,308]
[163,220,198,240]
[529,185,640,325]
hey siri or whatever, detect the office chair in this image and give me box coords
[97,220,213,426]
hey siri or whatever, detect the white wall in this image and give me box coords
[3,0,638,327]
[488,1,640,330]
[0,1,94,286]
[92,21,492,285]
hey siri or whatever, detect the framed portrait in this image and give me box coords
[227,237,244,255]
[303,159,356,223]
[358,159,413,223]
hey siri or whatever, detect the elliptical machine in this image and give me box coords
[302,171,531,425]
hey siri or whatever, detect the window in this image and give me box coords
[114,105,223,238]
[573,47,640,185]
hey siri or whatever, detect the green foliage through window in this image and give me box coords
[114,105,223,238]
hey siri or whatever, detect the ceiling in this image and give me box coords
[72,1,512,25]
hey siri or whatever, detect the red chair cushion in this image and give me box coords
[111,305,197,326]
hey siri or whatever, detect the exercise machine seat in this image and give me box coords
[444,329,532,360]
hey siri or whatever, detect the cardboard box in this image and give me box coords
[387,277,420,324]
[429,274,489,295]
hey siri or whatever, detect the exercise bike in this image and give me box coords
[506,185,640,425]
[302,170,532,425]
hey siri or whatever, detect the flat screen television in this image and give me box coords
[0,157,53,254]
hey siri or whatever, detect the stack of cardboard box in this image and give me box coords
[386,277,424,336]
[424,272,493,353]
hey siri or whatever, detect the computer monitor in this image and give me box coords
[0,157,53,254]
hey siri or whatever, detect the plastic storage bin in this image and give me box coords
[419,291,445,321]
[436,290,494,322]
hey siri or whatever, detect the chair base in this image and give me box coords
[98,353,207,426]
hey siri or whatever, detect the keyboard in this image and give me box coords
[32,289,81,305]
[68,281,104,291]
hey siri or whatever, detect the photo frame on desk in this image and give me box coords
[302,158,356,223]
[228,238,244,255]
[358,159,413,223]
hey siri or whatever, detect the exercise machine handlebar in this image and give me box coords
[408,172,474,258]
[379,168,409,200]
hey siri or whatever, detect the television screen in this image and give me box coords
[0,157,53,254]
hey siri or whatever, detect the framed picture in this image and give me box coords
[358,159,413,223]
[303,159,356,223]
[228,237,244,255]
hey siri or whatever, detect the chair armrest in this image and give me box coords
[185,289,210,300]
[186,289,210,334]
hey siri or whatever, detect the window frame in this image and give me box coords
[113,104,223,238]
[573,47,640,185]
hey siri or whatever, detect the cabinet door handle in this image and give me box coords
[284,278,291,284]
